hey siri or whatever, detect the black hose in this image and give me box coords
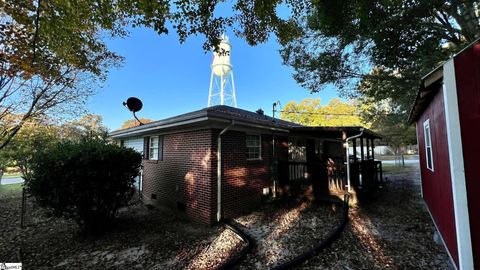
[271,194,350,270]
[215,219,254,270]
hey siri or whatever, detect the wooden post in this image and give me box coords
[371,138,375,159]
[353,138,357,160]
[360,138,364,161]
[366,137,370,159]
[20,188,26,229]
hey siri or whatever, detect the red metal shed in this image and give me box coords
[409,39,480,269]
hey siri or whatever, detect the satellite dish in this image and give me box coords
[123,97,143,113]
[122,97,144,126]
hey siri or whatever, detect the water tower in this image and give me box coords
[207,34,237,107]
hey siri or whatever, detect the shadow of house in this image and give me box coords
[110,106,382,225]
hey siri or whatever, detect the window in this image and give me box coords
[288,137,307,162]
[148,136,162,160]
[246,134,261,159]
[423,120,434,171]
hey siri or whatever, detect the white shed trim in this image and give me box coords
[443,59,473,270]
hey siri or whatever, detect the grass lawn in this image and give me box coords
[376,154,419,161]
[0,183,23,198]
[382,163,419,176]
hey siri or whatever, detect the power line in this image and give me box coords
[278,110,361,116]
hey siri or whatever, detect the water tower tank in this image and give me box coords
[211,35,232,76]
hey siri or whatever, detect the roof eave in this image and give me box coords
[409,38,480,123]
[408,68,444,124]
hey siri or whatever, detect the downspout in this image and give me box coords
[345,128,364,193]
[217,120,235,222]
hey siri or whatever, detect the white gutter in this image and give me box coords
[217,120,235,222]
[345,128,364,193]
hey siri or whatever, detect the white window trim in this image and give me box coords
[246,134,262,160]
[149,136,159,160]
[423,119,434,171]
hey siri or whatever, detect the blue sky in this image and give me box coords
[87,27,340,130]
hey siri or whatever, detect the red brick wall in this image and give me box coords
[142,129,216,224]
[142,128,288,224]
[214,130,275,219]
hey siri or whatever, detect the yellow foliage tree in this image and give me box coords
[280,98,370,127]
[120,119,154,129]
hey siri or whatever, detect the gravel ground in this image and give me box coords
[0,165,453,269]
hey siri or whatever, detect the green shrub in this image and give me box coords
[26,139,142,235]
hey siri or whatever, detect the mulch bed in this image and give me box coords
[0,195,220,269]
[0,166,453,269]
[295,166,453,269]
[234,198,344,269]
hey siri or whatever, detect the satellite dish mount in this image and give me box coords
[123,97,144,126]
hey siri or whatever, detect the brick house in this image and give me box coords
[110,105,381,224]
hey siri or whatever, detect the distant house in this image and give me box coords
[409,39,480,269]
[110,106,381,224]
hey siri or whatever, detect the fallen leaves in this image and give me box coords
[0,166,453,269]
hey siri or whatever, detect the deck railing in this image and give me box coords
[277,159,383,192]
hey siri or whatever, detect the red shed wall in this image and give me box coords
[417,88,458,265]
[454,43,480,268]
[142,129,216,224]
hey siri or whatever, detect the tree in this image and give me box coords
[120,118,154,130]
[280,1,480,122]
[0,117,59,180]
[26,139,142,235]
[61,114,110,140]
[0,114,109,178]
[280,98,368,127]
[1,0,303,149]
[0,0,125,149]
[360,97,418,153]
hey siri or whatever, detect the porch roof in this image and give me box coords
[291,126,382,140]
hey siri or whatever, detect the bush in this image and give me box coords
[26,139,142,235]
